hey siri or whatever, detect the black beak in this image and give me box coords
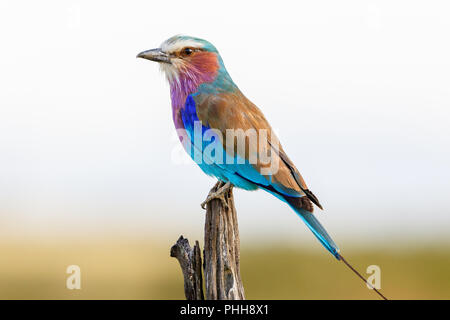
[136,48,171,63]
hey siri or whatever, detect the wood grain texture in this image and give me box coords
[170,236,204,300]
[203,183,245,300]
[170,183,245,300]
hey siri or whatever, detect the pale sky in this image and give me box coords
[0,1,449,248]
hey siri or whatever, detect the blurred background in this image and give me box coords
[0,0,449,299]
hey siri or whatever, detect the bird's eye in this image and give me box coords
[182,48,193,56]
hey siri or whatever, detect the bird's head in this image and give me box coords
[137,35,224,87]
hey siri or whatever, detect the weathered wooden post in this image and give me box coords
[170,182,245,300]
[170,236,204,300]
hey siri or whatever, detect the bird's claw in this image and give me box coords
[201,181,232,210]
[201,193,228,210]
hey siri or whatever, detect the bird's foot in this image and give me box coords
[201,181,233,210]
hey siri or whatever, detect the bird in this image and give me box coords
[137,35,387,300]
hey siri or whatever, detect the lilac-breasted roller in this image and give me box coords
[138,35,387,299]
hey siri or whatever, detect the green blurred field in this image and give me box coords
[0,238,449,299]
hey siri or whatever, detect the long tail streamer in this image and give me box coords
[338,253,388,300]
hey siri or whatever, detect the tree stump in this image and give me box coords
[170,182,245,300]
[170,236,204,300]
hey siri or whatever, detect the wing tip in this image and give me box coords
[303,189,324,210]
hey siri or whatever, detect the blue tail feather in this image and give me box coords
[291,205,340,260]
[256,185,341,260]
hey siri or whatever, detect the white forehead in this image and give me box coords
[160,38,203,54]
